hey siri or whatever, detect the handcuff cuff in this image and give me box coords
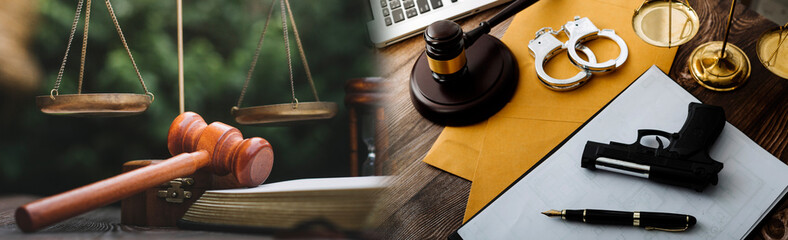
[529,27,597,91]
[529,16,629,91]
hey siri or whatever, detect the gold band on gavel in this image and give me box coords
[428,49,467,75]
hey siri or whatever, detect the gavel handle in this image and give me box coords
[15,151,211,232]
[487,0,539,27]
[464,0,539,46]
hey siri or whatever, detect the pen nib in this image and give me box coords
[541,209,562,217]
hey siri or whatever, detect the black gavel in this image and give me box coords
[411,0,539,126]
[424,0,538,83]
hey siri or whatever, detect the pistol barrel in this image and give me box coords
[582,141,719,191]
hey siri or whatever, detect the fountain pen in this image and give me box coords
[541,209,696,231]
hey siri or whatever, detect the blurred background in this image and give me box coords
[0,0,375,195]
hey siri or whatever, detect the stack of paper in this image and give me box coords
[180,176,390,231]
[455,66,788,239]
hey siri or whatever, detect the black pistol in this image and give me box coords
[581,103,726,191]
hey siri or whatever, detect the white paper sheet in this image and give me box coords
[457,65,788,240]
[208,176,391,194]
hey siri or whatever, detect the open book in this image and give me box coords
[178,176,390,232]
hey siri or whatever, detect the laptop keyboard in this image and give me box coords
[382,0,458,26]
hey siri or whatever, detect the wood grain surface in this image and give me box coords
[1,195,273,239]
[374,7,512,239]
[375,0,788,239]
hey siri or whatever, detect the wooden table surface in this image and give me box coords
[0,195,278,239]
[374,0,788,239]
[0,194,376,239]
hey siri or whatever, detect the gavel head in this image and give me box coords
[167,112,273,187]
[424,20,469,83]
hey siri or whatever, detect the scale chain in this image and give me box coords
[765,23,787,66]
[236,0,322,109]
[51,0,86,99]
[284,0,319,102]
[78,0,92,94]
[236,0,276,109]
[105,0,153,100]
[280,0,298,108]
[666,0,694,47]
[50,0,153,101]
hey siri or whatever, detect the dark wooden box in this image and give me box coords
[120,160,212,227]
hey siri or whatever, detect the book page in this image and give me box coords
[457,66,788,239]
[208,176,391,194]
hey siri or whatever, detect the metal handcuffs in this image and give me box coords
[529,27,597,91]
[529,17,629,91]
[564,16,628,72]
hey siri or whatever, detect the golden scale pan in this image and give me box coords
[231,0,337,126]
[36,0,153,117]
[232,102,338,126]
[37,93,151,117]
[632,0,700,48]
[756,23,788,79]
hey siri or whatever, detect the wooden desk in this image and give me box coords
[375,0,788,239]
[0,195,370,239]
[0,195,272,239]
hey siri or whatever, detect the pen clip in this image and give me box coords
[644,225,689,232]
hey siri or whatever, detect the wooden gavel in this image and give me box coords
[15,112,274,232]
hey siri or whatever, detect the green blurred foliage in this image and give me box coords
[0,0,375,195]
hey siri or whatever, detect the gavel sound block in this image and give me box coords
[119,159,211,227]
[15,112,274,232]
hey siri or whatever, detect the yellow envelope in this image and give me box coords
[422,120,488,181]
[419,0,679,221]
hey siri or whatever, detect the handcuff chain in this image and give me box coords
[535,26,565,39]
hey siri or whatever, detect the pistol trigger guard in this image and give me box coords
[637,129,671,141]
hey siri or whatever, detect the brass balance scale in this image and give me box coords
[37,0,337,126]
[632,0,786,90]
[36,0,154,117]
[231,0,337,125]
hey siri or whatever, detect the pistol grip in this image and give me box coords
[668,103,725,157]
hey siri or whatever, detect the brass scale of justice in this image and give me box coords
[35,0,337,124]
[632,0,787,90]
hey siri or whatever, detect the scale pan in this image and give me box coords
[232,102,338,126]
[756,26,788,79]
[36,93,152,117]
[632,0,699,47]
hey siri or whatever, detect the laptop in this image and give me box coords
[367,0,510,48]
